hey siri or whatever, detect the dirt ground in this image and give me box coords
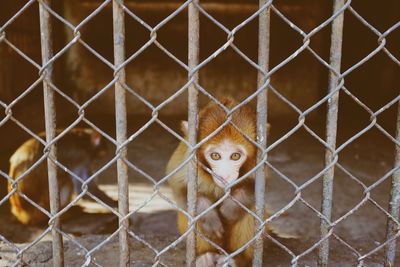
[0,115,399,266]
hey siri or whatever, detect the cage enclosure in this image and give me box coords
[0,0,399,266]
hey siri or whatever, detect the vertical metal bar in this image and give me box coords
[253,1,270,266]
[187,0,199,266]
[318,0,345,266]
[112,0,129,266]
[38,0,64,266]
[384,102,400,267]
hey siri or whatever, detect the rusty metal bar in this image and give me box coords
[384,102,400,267]
[253,0,271,266]
[38,0,64,266]
[187,0,200,266]
[112,0,130,266]
[318,0,345,266]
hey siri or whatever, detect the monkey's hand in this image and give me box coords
[199,209,224,240]
[216,255,237,267]
[196,252,237,267]
[220,188,253,222]
[198,196,224,240]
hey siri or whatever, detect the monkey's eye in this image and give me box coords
[210,152,221,160]
[230,152,241,161]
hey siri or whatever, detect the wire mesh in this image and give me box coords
[0,0,399,266]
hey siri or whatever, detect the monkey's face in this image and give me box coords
[203,139,247,188]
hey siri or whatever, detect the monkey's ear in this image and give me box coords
[90,131,102,146]
[180,121,188,137]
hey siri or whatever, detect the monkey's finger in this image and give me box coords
[196,252,219,267]
[216,256,237,267]
[216,225,224,239]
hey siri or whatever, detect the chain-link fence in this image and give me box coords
[0,0,399,266]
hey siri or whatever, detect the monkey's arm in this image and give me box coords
[197,195,224,240]
[86,184,118,207]
[71,166,118,207]
[170,176,224,240]
[170,179,224,239]
[167,141,191,209]
[219,186,254,222]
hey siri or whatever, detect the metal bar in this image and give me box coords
[252,0,270,266]
[112,0,129,266]
[384,102,400,267]
[318,0,345,266]
[38,0,64,266]
[187,0,199,266]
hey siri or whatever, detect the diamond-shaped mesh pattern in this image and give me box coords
[0,0,399,266]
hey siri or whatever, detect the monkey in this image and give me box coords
[7,128,118,225]
[166,97,270,266]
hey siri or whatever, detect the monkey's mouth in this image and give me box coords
[212,174,237,188]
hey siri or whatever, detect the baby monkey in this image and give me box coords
[8,128,117,225]
[167,97,270,266]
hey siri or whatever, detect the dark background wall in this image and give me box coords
[0,0,398,116]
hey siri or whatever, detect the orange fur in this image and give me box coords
[166,97,270,266]
[8,156,71,225]
[7,128,108,225]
